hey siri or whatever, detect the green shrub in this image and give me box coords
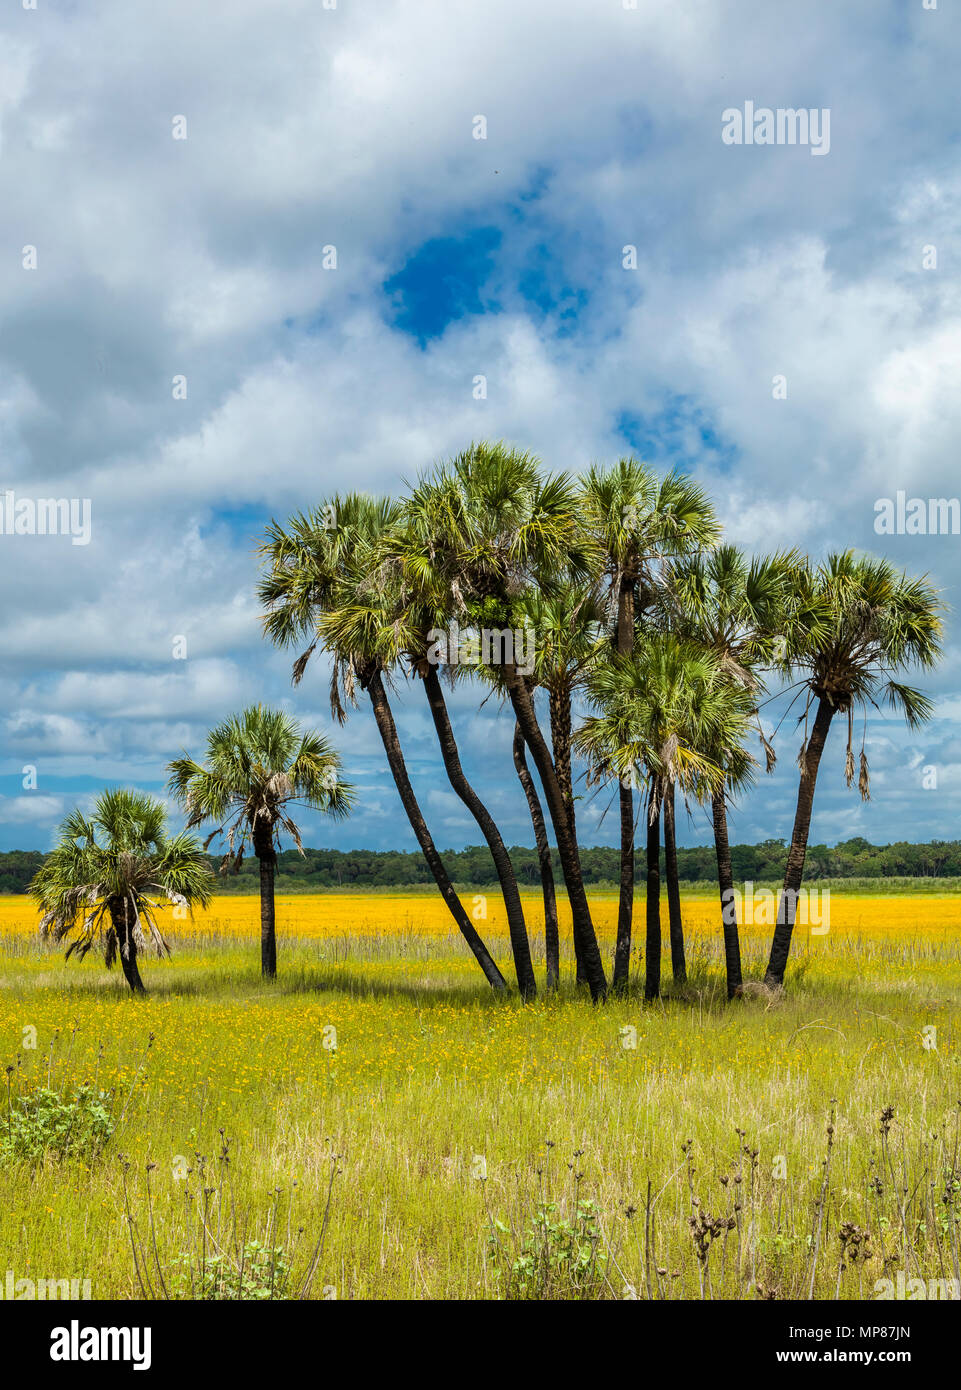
[489,1198,608,1300]
[0,1084,114,1165]
[169,1241,291,1300]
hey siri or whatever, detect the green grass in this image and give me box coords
[1,920,960,1300]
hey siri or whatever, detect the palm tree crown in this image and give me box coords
[576,635,730,802]
[785,551,943,721]
[167,705,354,866]
[30,788,212,969]
[782,551,944,794]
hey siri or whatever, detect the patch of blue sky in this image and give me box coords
[0,774,117,795]
[383,226,503,345]
[198,503,275,544]
[615,397,738,474]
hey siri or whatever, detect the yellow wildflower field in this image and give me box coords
[4,888,957,949]
[1,890,960,1300]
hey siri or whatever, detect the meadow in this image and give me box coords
[1,890,960,1301]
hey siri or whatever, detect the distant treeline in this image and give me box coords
[2,837,961,895]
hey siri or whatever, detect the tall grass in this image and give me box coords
[0,893,959,1300]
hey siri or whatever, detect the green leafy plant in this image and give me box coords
[489,1196,608,1300]
[1,1083,114,1165]
[169,1240,291,1301]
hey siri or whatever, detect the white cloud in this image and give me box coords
[0,0,959,850]
[0,794,65,825]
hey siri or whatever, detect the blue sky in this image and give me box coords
[1,0,960,857]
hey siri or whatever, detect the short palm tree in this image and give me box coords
[662,545,797,996]
[687,681,759,999]
[167,706,353,979]
[764,551,943,987]
[577,636,725,997]
[30,788,212,994]
[578,460,719,991]
[515,585,608,830]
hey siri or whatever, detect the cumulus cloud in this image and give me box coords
[0,0,958,850]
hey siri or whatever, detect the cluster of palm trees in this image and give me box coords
[257,443,943,1003]
[31,443,943,1000]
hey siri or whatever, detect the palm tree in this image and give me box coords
[419,659,537,997]
[511,714,561,991]
[368,505,539,998]
[577,636,725,997]
[578,460,720,992]
[167,706,353,979]
[661,777,686,984]
[700,709,758,998]
[488,583,607,986]
[29,788,212,994]
[579,459,721,656]
[659,679,761,994]
[258,495,508,992]
[311,509,537,998]
[764,552,943,988]
[517,585,608,831]
[662,546,796,997]
[400,443,610,1001]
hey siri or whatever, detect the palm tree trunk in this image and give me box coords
[254,823,277,979]
[764,696,835,987]
[549,682,587,985]
[611,779,634,991]
[504,663,607,1001]
[422,666,536,999]
[513,721,560,991]
[645,784,661,1001]
[617,573,636,655]
[110,898,145,994]
[549,682,576,831]
[663,779,686,985]
[366,668,507,992]
[711,790,742,1000]
[612,574,637,994]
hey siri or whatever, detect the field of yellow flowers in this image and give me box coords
[1,890,960,1301]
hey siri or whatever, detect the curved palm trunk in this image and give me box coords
[764,696,835,987]
[254,822,277,979]
[549,682,587,985]
[663,780,686,985]
[110,897,145,994]
[711,790,742,1000]
[504,663,607,1002]
[366,668,507,992]
[513,721,560,991]
[644,785,661,1001]
[611,779,634,991]
[422,666,536,999]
